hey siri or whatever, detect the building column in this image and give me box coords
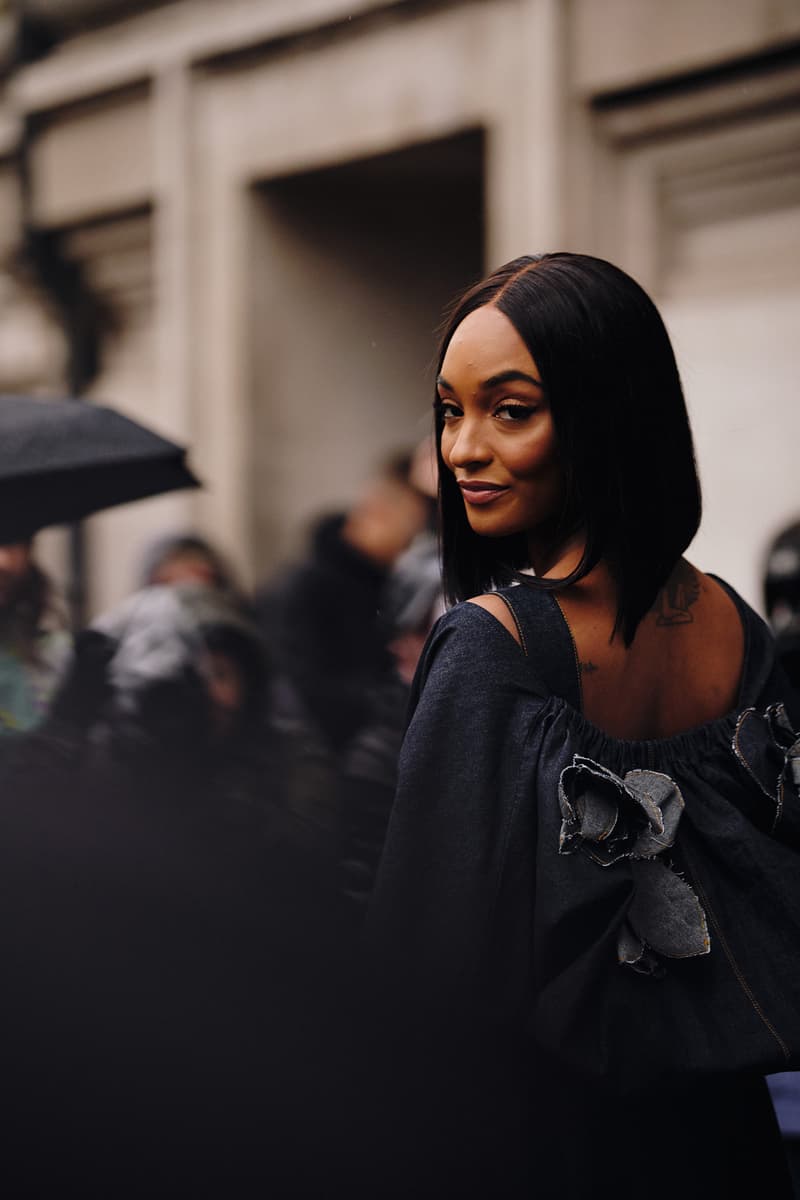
[486,0,567,266]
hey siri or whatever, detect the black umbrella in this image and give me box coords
[0,394,200,543]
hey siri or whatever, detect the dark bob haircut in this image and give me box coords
[435,252,702,645]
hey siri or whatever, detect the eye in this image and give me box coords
[495,403,536,423]
[436,399,462,422]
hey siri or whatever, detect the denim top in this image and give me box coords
[370,576,800,1093]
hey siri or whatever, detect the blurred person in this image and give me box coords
[340,533,444,912]
[0,584,364,1196]
[337,439,443,910]
[256,452,429,872]
[0,538,70,733]
[765,520,800,690]
[136,529,246,605]
[385,434,444,685]
[92,583,268,773]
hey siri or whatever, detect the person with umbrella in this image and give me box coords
[0,397,373,1196]
[0,393,198,733]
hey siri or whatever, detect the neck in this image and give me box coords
[526,528,586,579]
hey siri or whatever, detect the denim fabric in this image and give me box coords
[368,577,798,1197]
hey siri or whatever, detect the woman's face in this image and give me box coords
[0,541,33,610]
[438,304,563,548]
[152,551,218,589]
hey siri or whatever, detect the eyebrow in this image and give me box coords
[437,369,543,392]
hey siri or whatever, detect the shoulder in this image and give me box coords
[702,570,795,710]
[404,601,552,751]
[411,599,540,705]
[427,597,526,661]
[467,593,523,648]
[702,571,772,653]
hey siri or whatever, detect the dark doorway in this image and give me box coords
[249,128,484,577]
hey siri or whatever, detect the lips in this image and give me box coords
[458,481,510,506]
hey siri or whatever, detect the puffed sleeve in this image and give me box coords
[366,601,550,1009]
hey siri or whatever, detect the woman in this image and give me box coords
[136,529,245,599]
[0,539,70,733]
[367,254,799,1197]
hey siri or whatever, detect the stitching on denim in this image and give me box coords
[774,778,785,836]
[493,592,529,658]
[552,595,584,713]
[683,844,791,1062]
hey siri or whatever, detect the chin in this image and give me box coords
[466,518,522,540]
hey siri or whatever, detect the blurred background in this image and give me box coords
[0,0,797,617]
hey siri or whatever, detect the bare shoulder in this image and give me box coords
[467,593,523,647]
[697,566,746,640]
[650,559,740,633]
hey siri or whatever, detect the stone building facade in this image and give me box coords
[1,0,798,614]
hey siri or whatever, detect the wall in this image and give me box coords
[0,0,796,612]
[248,132,484,577]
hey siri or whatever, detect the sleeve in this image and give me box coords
[365,602,548,1007]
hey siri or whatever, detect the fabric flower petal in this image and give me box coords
[732,707,786,803]
[628,859,710,960]
[573,790,619,844]
[732,702,800,843]
[767,702,796,749]
[557,754,710,974]
[558,757,625,860]
[617,920,644,966]
[625,770,685,858]
[617,921,664,977]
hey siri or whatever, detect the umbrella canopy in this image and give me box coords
[0,395,200,542]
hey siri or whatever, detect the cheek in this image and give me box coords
[505,430,560,480]
[439,431,454,471]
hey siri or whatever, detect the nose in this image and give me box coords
[444,415,491,471]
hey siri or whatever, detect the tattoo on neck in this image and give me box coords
[578,660,599,675]
[652,561,700,627]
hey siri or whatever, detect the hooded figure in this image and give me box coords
[93,583,267,761]
[0,583,363,1195]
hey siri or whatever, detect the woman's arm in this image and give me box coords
[366,602,546,1005]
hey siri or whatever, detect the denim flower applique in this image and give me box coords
[732,701,800,845]
[558,755,710,977]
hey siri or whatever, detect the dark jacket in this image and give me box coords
[366,579,798,1198]
[257,514,394,753]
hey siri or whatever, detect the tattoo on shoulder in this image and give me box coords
[651,561,700,627]
[578,660,599,675]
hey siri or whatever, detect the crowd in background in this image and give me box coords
[0,438,445,1193]
[0,440,798,1193]
[0,440,441,882]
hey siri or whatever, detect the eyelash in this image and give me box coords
[434,400,536,423]
[496,403,535,422]
[435,400,461,421]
